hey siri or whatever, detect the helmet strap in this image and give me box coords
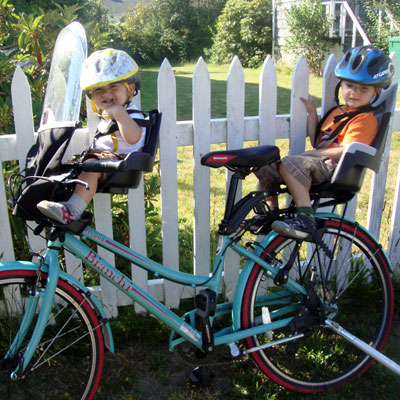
[123,82,135,102]
[91,98,103,116]
[334,81,342,106]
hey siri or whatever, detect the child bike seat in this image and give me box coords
[80,110,161,194]
[310,82,398,202]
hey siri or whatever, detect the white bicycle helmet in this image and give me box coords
[80,48,141,93]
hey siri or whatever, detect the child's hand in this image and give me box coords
[103,104,125,120]
[300,95,316,115]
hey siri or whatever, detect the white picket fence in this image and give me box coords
[1,54,400,316]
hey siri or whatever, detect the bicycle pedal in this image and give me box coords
[188,366,214,386]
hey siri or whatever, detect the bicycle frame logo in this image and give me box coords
[85,250,135,292]
[83,250,169,319]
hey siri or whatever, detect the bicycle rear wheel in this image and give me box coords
[241,217,394,393]
[0,269,104,399]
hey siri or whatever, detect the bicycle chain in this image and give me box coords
[176,341,250,368]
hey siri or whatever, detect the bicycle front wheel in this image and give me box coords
[241,217,394,393]
[0,269,104,399]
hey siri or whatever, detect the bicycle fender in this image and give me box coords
[0,261,115,353]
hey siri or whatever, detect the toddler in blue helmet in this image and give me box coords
[255,45,394,239]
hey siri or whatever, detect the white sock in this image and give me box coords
[63,194,88,218]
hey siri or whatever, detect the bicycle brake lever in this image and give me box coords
[65,179,90,190]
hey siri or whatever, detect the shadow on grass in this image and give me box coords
[94,304,400,400]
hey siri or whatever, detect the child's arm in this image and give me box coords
[104,104,142,144]
[302,146,344,162]
[300,96,318,145]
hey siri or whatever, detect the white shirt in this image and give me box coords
[94,101,146,153]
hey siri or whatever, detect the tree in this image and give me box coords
[207,0,273,68]
[284,0,334,74]
[0,0,112,133]
[360,0,400,52]
[119,0,226,64]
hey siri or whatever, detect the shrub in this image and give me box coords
[207,0,273,68]
[284,0,334,74]
[361,0,400,52]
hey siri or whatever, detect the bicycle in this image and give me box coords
[0,135,399,398]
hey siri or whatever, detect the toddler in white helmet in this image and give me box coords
[37,48,145,224]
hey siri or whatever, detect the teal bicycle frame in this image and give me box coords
[1,221,308,379]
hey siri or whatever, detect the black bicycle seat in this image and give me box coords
[201,145,280,169]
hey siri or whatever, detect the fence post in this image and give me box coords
[193,57,211,280]
[388,161,400,277]
[0,166,14,262]
[126,93,148,313]
[224,56,245,301]
[289,55,308,156]
[85,99,118,318]
[11,66,46,253]
[158,58,181,309]
[259,55,277,145]
[366,54,399,241]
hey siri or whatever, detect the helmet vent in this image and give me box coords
[352,54,364,72]
[367,57,381,76]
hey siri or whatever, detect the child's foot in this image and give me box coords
[271,214,316,239]
[37,200,77,224]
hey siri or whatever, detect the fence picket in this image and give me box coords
[259,56,277,145]
[11,66,45,252]
[289,55,309,155]
[158,59,181,309]
[367,56,399,241]
[193,57,211,280]
[225,56,245,300]
[388,161,400,278]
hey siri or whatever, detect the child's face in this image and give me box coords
[92,82,134,110]
[341,80,378,108]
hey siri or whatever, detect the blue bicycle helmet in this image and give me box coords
[335,45,394,89]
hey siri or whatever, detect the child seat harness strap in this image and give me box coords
[83,109,152,156]
[313,104,380,149]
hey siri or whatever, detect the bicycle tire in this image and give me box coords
[241,217,394,393]
[0,268,104,399]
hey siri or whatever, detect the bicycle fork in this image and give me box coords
[4,247,60,380]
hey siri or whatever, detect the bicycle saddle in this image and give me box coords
[201,145,280,169]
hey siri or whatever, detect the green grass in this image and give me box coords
[92,303,400,400]
[140,62,323,119]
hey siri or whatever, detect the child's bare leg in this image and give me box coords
[259,182,279,210]
[37,170,101,224]
[74,171,102,203]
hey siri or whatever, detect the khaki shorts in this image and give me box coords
[255,154,337,190]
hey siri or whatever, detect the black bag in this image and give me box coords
[12,125,77,222]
